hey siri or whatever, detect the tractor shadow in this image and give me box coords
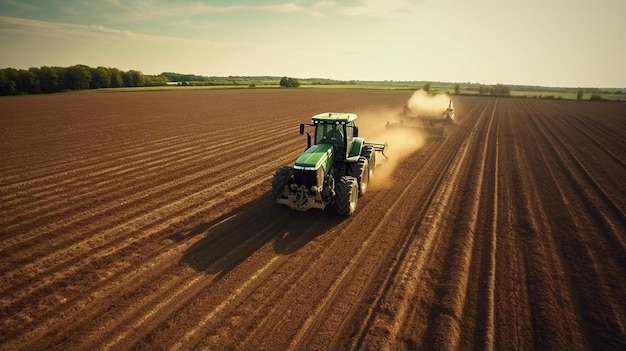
[175,192,341,279]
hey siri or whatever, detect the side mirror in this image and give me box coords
[299,124,305,135]
[353,126,359,137]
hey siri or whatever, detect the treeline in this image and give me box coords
[0,65,168,95]
[477,83,511,96]
[160,72,211,83]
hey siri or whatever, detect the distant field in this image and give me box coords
[509,90,625,101]
[94,83,626,101]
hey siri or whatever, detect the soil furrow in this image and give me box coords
[0,122,296,232]
[0,133,301,263]
[528,107,626,349]
[1,91,624,350]
[1,175,278,349]
[0,156,289,309]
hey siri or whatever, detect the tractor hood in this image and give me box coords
[294,143,333,172]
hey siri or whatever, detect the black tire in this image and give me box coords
[360,145,376,179]
[272,167,292,199]
[348,156,369,196]
[332,176,358,216]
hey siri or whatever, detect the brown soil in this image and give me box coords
[1,89,624,350]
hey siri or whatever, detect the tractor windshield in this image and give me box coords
[315,123,345,145]
[315,122,346,160]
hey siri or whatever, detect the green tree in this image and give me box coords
[454,84,460,94]
[589,94,604,101]
[289,77,300,88]
[491,84,511,96]
[577,89,583,100]
[145,74,168,86]
[423,82,431,93]
[64,65,92,90]
[90,66,111,88]
[279,76,300,88]
[122,70,144,87]
[109,68,123,88]
[36,66,61,93]
[0,68,18,95]
[16,69,40,94]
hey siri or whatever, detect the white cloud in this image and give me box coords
[325,0,420,17]
[101,1,300,23]
[259,2,304,13]
[165,18,219,30]
[0,15,233,47]
[0,0,37,12]
[96,0,420,23]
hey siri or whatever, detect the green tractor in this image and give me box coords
[272,112,387,216]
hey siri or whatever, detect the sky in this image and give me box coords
[0,0,624,88]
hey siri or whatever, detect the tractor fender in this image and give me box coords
[349,137,365,158]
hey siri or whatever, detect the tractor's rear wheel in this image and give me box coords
[272,167,292,200]
[360,145,376,179]
[332,176,358,216]
[348,157,369,197]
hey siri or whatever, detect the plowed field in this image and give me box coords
[1,89,625,350]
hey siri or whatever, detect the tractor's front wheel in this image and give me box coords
[332,176,358,216]
[272,167,292,200]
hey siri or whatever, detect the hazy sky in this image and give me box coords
[0,0,624,87]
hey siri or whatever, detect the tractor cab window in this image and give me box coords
[316,123,344,145]
[316,122,346,159]
[346,121,354,141]
[314,124,327,144]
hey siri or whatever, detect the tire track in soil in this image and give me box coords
[492,98,534,349]
[472,99,500,351]
[414,99,498,350]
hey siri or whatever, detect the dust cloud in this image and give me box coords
[405,89,451,117]
[354,89,451,189]
[356,107,426,189]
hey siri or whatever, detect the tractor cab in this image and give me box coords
[301,112,359,162]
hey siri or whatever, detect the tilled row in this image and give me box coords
[1,91,624,350]
[0,89,413,349]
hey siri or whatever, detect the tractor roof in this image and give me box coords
[311,112,357,123]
